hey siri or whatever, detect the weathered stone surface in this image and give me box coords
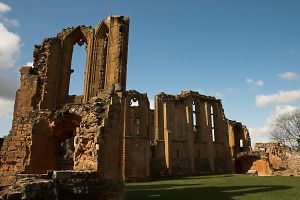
[233,143,300,176]
[254,143,300,176]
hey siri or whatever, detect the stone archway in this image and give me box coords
[235,155,260,174]
[235,155,272,176]
[53,113,82,170]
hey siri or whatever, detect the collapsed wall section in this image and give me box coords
[253,143,300,176]
[0,94,123,184]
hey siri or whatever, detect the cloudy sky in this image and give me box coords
[0,0,299,145]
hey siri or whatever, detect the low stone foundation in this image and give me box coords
[0,171,124,200]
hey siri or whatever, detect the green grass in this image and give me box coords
[125,175,300,200]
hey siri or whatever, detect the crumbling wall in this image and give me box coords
[0,115,34,185]
[0,95,123,184]
[228,120,251,158]
[11,16,129,117]
[234,143,300,176]
[122,90,151,180]
[0,16,128,200]
[253,143,300,176]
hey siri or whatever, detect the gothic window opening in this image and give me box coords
[69,41,87,96]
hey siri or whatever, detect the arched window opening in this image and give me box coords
[130,98,139,107]
[69,41,87,96]
[210,105,216,142]
[177,149,180,159]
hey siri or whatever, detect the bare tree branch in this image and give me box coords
[270,108,300,150]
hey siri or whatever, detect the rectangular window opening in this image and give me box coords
[192,102,197,132]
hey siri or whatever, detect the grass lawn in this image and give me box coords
[125,175,300,200]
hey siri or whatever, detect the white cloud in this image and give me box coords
[278,72,298,80]
[0,22,21,69]
[249,105,299,145]
[246,78,264,88]
[0,2,21,70]
[0,2,11,13]
[256,89,300,107]
[2,18,20,27]
[0,97,14,118]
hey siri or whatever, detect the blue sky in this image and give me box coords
[0,0,299,145]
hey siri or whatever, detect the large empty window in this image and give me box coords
[69,43,86,95]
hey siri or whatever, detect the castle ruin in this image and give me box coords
[0,16,251,200]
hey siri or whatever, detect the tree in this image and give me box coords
[271,109,300,150]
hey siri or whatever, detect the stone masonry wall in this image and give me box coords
[122,90,151,181]
[0,94,123,185]
[152,91,236,176]
[254,143,300,176]
[0,171,124,200]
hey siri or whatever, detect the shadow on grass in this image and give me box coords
[126,183,202,191]
[126,184,292,200]
[180,174,235,180]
